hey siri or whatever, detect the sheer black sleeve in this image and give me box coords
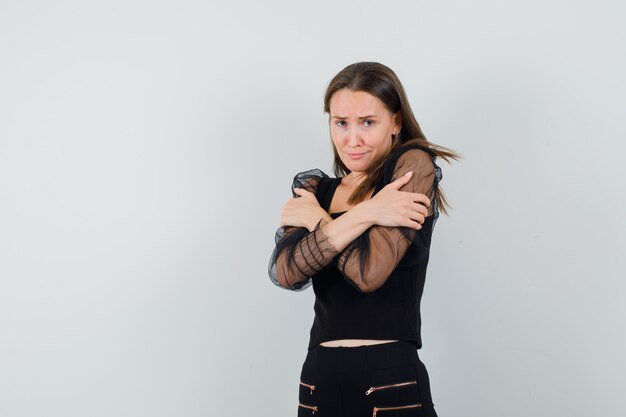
[268,168,340,291]
[336,147,443,293]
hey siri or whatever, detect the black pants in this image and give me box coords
[298,341,438,416]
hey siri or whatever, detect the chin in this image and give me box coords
[345,162,369,172]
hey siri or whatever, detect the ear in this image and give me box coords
[393,112,402,133]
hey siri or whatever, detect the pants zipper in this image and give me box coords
[300,380,316,395]
[365,380,417,395]
[373,403,422,416]
[299,402,318,414]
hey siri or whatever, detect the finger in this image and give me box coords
[409,192,431,208]
[405,218,423,230]
[401,205,424,226]
[388,171,413,189]
[397,207,424,229]
[410,209,425,229]
[409,202,429,221]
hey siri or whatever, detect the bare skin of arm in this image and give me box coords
[307,203,375,250]
[302,170,430,253]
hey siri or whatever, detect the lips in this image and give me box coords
[347,152,367,160]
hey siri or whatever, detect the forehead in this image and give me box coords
[329,89,388,116]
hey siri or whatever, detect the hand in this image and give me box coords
[363,171,431,230]
[279,187,325,231]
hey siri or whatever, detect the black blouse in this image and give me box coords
[267,143,443,351]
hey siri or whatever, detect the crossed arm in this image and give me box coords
[268,148,440,293]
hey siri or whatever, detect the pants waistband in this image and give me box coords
[305,340,420,374]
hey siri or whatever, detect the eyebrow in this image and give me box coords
[331,115,378,119]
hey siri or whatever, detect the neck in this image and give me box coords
[344,172,366,188]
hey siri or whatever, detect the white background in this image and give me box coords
[1,1,625,416]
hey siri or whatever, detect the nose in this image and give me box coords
[347,126,360,147]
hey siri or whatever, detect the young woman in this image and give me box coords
[268,62,461,417]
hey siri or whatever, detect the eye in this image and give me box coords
[363,119,375,127]
[335,120,346,127]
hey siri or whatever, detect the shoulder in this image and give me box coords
[394,147,434,169]
[380,143,436,182]
[291,168,330,197]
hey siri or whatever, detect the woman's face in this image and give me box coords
[328,89,400,179]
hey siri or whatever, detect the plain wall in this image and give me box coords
[1,1,625,416]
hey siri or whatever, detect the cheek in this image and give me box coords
[370,134,392,154]
[367,129,390,145]
[329,125,341,139]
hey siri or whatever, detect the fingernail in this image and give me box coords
[404,171,413,176]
